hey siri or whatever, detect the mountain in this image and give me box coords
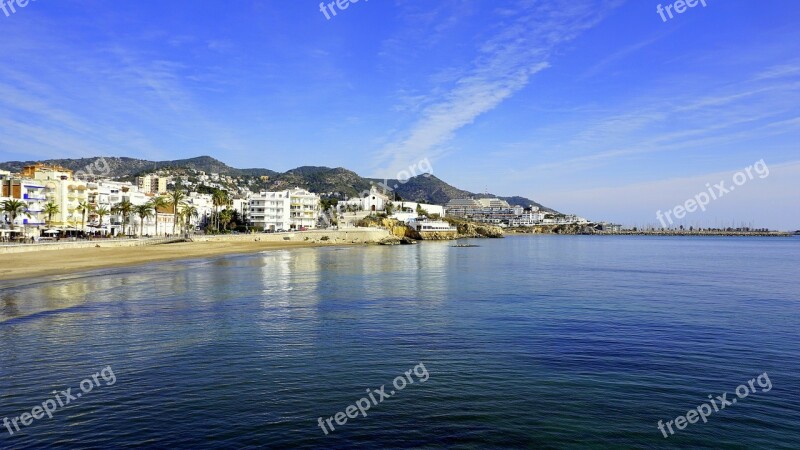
[268,166,372,195]
[0,156,277,179]
[0,155,555,211]
[370,175,553,212]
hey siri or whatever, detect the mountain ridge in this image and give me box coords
[0,155,555,211]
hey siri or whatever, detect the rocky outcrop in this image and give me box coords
[405,229,458,240]
[378,236,416,245]
[445,218,504,238]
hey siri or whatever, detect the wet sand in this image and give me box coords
[1,240,351,282]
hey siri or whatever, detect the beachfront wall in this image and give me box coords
[0,237,185,254]
[194,228,391,245]
[0,228,393,255]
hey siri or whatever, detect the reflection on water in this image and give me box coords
[3,237,796,448]
[1,243,457,326]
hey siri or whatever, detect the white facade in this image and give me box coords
[509,209,546,227]
[477,198,511,208]
[0,175,48,236]
[19,179,48,231]
[25,164,88,230]
[187,192,214,228]
[343,186,389,212]
[249,188,320,231]
[392,201,445,217]
[86,180,154,235]
[408,218,457,232]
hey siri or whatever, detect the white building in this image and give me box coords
[0,173,48,236]
[186,192,214,228]
[509,207,546,227]
[392,201,445,217]
[342,186,390,213]
[86,180,156,235]
[23,163,88,232]
[249,188,320,231]
[407,217,457,232]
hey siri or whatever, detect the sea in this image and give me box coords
[1,235,799,449]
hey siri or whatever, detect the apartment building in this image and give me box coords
[22,163,88,230]
[446,197,522,224]
[249,188,320,231]
[1,171,47,235]
[136,174,168,194]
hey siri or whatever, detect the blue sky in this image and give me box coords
[1,0,798,228]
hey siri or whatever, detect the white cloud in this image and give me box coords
[373,0,623,178]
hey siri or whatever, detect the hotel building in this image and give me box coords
[249,188,320,231]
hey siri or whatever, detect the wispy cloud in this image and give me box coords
[511,68,800,175]
[373,0,624,177]
[0,28,243,162]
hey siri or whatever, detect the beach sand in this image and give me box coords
[0,240,352,282]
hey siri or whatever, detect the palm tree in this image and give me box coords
[148,195,169,236]
[134,204,154,237]
[219,208,233,232]
[95,206,109,234]
[167,189,187,235]
[180,205,198,234]
[113,199,134,236]
[43,201,60,228]
[212,190,228,233]
[76,200,90,233]
[2,199,28,237]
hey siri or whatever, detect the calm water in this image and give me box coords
[1,236,799,449]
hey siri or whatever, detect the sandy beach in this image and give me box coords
[0,236,380,282]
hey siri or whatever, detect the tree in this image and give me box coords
[320,198,339,210]
[113,200,134,236]
[134,204,154,237]
[219,208,233,232]
[43,201,60,228]
[76,200,91,233]
[2,199,28,236]
[180,205,198,234]
[167,189,187,234]
[148,195,169,236]
[212,190,229,233]
[95,206,109,233]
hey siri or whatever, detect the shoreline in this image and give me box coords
[6,230,794,282]
[2,229,391,282]
[506,228,793,237]
[1,240,363,282]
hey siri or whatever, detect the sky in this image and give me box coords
[0,0,798,229]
